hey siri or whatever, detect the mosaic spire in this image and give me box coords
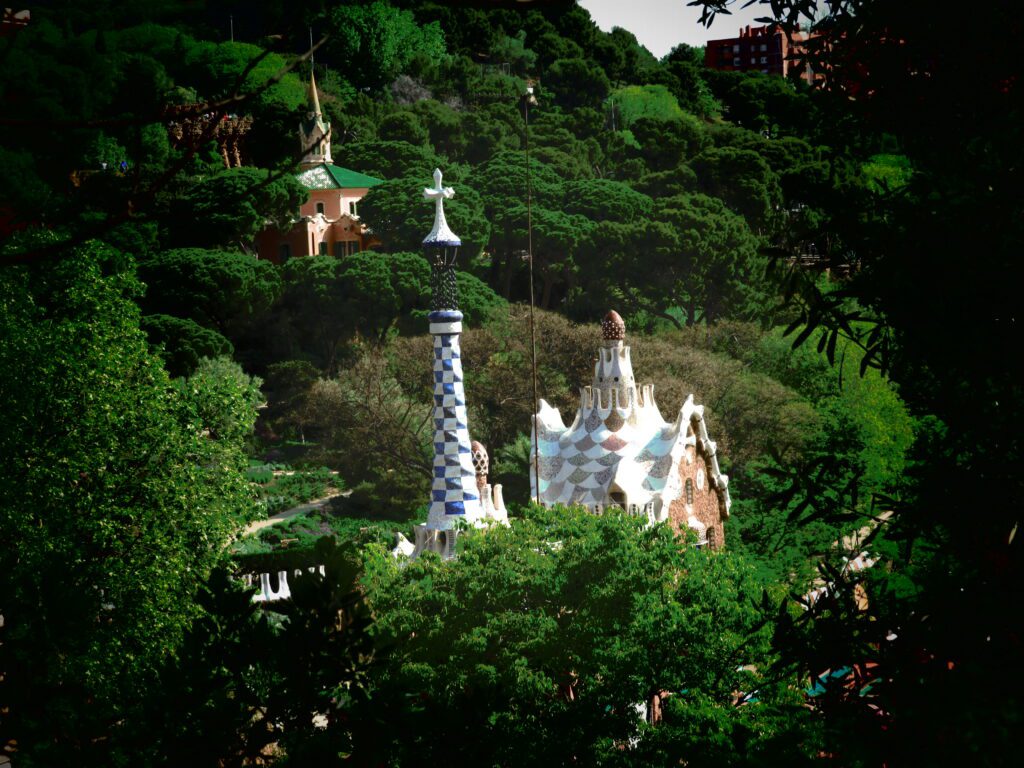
[594,309,637,407]
[423,170,481,531]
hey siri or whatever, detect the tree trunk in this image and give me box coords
[541,273,553,309]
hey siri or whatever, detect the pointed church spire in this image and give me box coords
[309,70,322,118]
[299,69,331,168]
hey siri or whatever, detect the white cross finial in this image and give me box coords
[423,168,460,245]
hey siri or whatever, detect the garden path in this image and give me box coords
[244,488,346,535]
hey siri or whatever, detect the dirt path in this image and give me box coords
[244,488,346,535]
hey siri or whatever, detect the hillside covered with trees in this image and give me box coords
[1,1,1020,765]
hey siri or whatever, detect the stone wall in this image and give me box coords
[667,443,725,549]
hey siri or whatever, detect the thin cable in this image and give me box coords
[525,87,540,504]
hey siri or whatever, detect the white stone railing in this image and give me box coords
[241,565,326,603]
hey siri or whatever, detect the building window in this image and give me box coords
[760,56,768,64]
[760,43,767,51]
[733,57,741,66]
[278,243,290,261]
[732,44,740,53]
[318,241,328,256]
[685,478,694,505]
[333,242,345,257]
[316,201,325,215]
[609,489,626,509]
[348,201,358,216]
[751,57,757,64]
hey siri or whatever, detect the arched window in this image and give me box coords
[685,478,694,505]
[278,243,291,261]
[315,201,325,215]
[609,489,626,509]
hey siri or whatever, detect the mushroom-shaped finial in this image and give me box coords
[471,440,489,489]
[601,310,625,341]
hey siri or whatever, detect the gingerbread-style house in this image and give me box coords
[255,72,382,263]
[531,311,731,547]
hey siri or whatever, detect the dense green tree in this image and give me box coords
[467,151,564,297]
[358,174,491,259]
[467,150,563,213]
[544,57,611,111]
[703,68,816,139]
[494,204,591,308]
[583,193,767,328]
[608,84,686,127]
[181,356,264,444]
[163,167,306,248]
[123,570,280,766]
[261,359,321,443]
[305,350,432,512]
[410,98,463,156]
[377,110,430,146]
[0,242,255,764]
[693,2,1024,764]
[561,178,653,223]
[628,114,709,171]
[457,109,522,166]
[274,255,350,371]
[332,139,444,181]
[489,29,538,77]
[691,146,783,232]
[276,251,501,365]
[137,248,281,336]
[656,44,721,118]
[635,164,699,198]
[352,504,816,766]
[529,110,603,178]
[140,312,234,378]
[326,1,446,91]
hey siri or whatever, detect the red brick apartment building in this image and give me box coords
[705,24,824,84]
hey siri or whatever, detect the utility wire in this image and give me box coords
[525,85,540,504]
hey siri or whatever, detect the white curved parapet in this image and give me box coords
[242,565,327,603]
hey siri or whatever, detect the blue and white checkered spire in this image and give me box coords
[424,171,481,529]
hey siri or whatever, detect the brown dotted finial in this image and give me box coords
[471,440,489,490]
[601,310,625,341]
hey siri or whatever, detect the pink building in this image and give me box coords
[255,73,383,264]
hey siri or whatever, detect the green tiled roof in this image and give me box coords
[325,164,384,188]
[295,163,384,190]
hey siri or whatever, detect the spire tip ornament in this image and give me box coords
[422,168,461,247]
[602,310,626,341]
[423,168,461,312]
